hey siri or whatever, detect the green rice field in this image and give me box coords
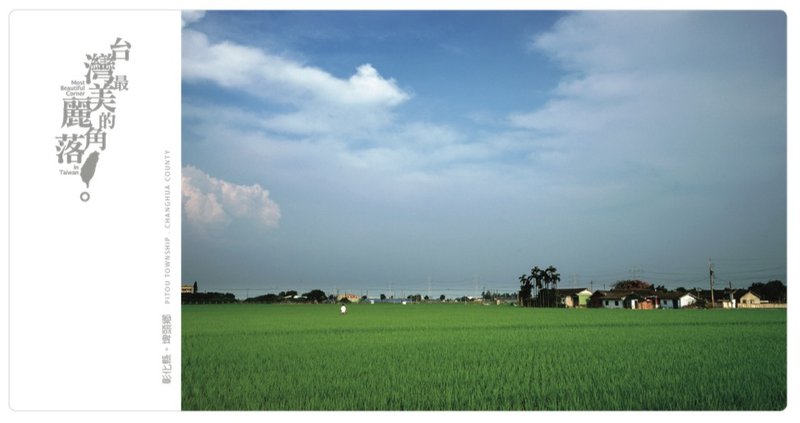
[182,303,786,411]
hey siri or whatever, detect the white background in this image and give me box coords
[8,10,180,411]
[1,1,797,422]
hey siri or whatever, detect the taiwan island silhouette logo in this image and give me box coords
[55,37,131,202]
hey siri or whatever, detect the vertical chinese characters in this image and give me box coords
[56,38,131,201]
[162,313,172,384]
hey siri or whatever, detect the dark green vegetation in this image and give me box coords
[182,304,786,411]
[518,265,561,307]
[748,280,788,303]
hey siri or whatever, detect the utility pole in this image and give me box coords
[709,259,715,308]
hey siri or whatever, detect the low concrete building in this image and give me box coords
[601,291,630,309]
[658,292,697,309]
[736,290,762,308]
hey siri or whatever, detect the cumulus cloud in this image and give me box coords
[182,165,281,233]
[182,29,409,136]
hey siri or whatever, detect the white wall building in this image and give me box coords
[658,292,696,309]
[601,292,629,309]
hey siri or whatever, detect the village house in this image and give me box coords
[589,286,778,310]
[590,289,662,309]
[693,289,756,308]
[555,288,593,308]
[697,289,763,308]
[657,291,697,309]
[627,289,659,309]
[736,290,762,308]
[588,290,608,308]
[600,291,631,309]
[593,288,660,309]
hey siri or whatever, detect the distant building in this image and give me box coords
[588,290,609,308]
[729,290,760,308]
[182,283,197,294]
[554,288,592,308]
[597,290,663,309]
[601,291,630,309]
[336,293,361,303]
[697,289,762,308]
[657,292,697,309]
[736,290,762,308]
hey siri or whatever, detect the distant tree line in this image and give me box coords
[182,289,329,304]
[181,292,237,304]
[747,280,786,303]
[182,287,490,305]
[243,289,329,304]
[481,290,518,300]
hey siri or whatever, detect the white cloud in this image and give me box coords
[182,29,410,136]
[183,12,785,250]
[512,11,785,192]
[182,165,281,233]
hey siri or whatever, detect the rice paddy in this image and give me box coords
[181,303,786,411]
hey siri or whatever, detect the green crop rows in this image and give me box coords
[182,304,786,411]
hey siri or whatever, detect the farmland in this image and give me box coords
[182,304,786,411]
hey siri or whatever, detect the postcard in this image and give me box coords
[3,2,796,420]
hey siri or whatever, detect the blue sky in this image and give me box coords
[181,11,786,298]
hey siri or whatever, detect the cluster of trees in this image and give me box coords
[518,265,561,307]
[181,292,237,304]
[243,289,329,304]
[746,280,787,303]
[481,291,518,301]
[611,280,667,292]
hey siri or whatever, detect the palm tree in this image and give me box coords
[520,265,561,307]
[543,267,553,306]
[546,266,560,307]
[519,273,532,306]
[531,266,543,307]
